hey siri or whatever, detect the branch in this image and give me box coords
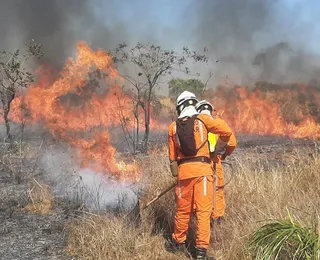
[5,52,16,66]
[203,69,213,92]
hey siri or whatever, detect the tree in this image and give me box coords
[0,39,43,142]
[168,78,206,103]
[114,42,208,153]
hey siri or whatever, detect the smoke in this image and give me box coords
[1,0,319,85]
[186,0,320,85]
[252,42,320,83]
[0,0,185,67]
[0,0,129,67]
[39,146,139,212]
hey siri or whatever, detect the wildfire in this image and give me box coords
[2,41,320,183]
[211,85,320,139]
[8,42,142,182]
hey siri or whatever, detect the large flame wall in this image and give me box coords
[2,42,320,181]
[210,84,320,138]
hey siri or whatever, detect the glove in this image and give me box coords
[169,160,178,177]
[222,146,236,160]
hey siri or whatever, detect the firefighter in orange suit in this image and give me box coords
[166,91,232,260]
[195,100,237,222]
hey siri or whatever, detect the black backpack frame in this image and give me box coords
[176,115,209,157]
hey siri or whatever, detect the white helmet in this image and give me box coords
[195,100,214,113]
[176,91,198,115]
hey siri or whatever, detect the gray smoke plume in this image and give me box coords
[0,0,129,67]
[0,0,181,68]
[39,145,139,212]
[186,0,320,85]
[1,0,319,85]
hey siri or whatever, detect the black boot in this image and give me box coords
[216,216,224,225]
[210,216,224,227]
[195,247,215,260]
[164,238,186,253]
[210,217,214,228]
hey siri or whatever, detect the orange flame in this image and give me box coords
[8,42,143,182]
[211,85,320,139]
[3,42,319,182]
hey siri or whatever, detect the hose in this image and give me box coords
[216,160,235,189]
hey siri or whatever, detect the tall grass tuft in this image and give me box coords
[249,211,320,260]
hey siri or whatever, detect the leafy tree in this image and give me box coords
[113,42,208,153]
[168,78,206,103]
[0,39,43,142]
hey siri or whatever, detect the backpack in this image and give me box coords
[176,115,208,157]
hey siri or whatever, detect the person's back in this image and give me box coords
[168,113,232,180]
[167,91,233,260]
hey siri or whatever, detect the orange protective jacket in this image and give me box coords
[168,114,233,180]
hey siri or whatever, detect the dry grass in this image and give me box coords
[65,213,184,260]
[23,178,54,214]
[65,144,320,260]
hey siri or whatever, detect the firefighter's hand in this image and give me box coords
[211,152,220,162]
[169,160,178,177]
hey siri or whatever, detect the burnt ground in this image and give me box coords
[0,124,319,260]
[0,124,78,260]
[0,156,77,260]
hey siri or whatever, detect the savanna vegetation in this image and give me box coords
[1,40,320,260]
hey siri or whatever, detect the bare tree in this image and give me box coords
[0,39,43,142]
[114,42,208,153]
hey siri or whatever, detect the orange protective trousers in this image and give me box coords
[172,175,213,249]
[211,156,225,219]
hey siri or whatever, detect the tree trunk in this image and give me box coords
[142,90,152,153]
[133,102,139,153]
[1,89,16,143]
[4,105,12,142]
[135,117,139,153]
[142,109,149,153]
